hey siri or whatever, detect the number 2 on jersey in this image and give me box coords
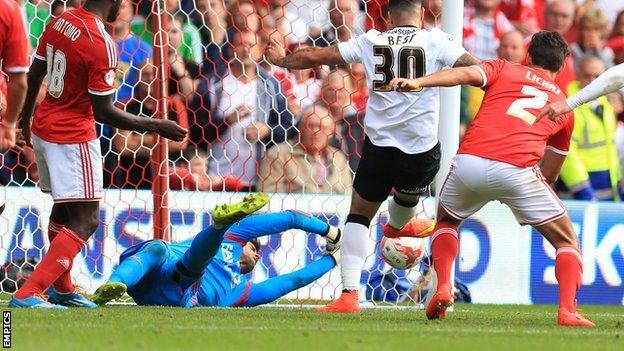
[46,44,67,98]
[372,46,426,92]
[506,85,548,125]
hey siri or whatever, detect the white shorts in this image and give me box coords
[32,134,103,203]
[439,154,566,226]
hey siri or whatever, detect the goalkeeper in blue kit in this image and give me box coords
[91,194,341,307]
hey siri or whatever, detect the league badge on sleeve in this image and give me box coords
[105,70,115,86]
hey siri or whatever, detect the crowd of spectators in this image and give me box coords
[2,0,624,201]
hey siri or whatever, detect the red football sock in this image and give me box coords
[555,246,583,311]
[430,223,459,292]
[47,221,75,293]
[14,227,85,299]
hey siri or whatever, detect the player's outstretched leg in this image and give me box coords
[535,217,595,327]
[92,240,170,306]
[383,196,435,238]
[425,206,461,320]
[176,193,270,288]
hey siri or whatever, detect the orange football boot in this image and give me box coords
[315,290,360,313]
[383,218,435,238]
[425,284,453,320]
[557,308,595,327]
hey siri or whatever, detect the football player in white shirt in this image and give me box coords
[265,0,480,313]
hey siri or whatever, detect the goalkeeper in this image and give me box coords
[91,193,341,307]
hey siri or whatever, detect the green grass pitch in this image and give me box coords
[6,304,623,351]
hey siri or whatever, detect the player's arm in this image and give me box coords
[3,72,27,125]
[18,58,47,147]
[387,66,484,91]
[89,93,187,141]
[540,149,567,184]
[224,211,339,244]
[0,3,29,149]
[539,63,624,121]
[452,53,482,68]
[237,254,336,307]
[541,117,574,184]
[265,39,346,69]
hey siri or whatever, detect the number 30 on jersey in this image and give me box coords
[372,45,426,92]
[46,44,67,98]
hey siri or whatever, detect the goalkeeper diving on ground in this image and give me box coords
[91,193,342,307]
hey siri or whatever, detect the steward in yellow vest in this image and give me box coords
[558,78,623,201]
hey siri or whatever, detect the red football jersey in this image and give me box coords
[459,60,574,168]
[0,0,29,74]
[32,7,117,144]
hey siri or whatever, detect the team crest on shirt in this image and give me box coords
[105,70,115,86]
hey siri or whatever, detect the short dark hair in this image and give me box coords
[388,0,422,12]
[528,31,570,72]
[249,238,261,254]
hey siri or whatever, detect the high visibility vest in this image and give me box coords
[559,81,621,200]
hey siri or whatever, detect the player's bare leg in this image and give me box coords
[534,216,595,327]
[10,202,99,308]
[315,190,381,313]
[426,204,462,320]
[383,192,435,238]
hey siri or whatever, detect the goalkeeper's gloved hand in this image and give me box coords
[324,226,341,253]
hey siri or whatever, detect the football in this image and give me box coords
[380,236,426,269]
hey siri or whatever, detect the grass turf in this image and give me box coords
[5,304,623,351]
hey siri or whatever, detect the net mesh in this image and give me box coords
[0,0,442,306]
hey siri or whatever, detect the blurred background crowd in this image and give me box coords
[2,0,624,201]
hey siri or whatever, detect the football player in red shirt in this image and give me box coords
[0,0,29,215]
[11,0,187,309]
[388,31,594,327]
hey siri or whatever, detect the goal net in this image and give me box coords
[0,0,447,307]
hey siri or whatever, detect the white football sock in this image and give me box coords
[341,222,369,291]
[388,197,416,229]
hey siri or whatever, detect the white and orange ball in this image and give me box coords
[380,236,425,269]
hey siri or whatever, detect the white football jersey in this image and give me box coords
[338,26,467,154]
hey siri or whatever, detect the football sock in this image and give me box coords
[110,241,168,289]
[14,227,85,299]
[430,223,459,291]
[341,215,370,291]
[48,221,75,293]
[388,196,417,230]
[555,246,583,311]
